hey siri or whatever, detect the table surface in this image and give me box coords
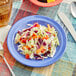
[0,0,76,76]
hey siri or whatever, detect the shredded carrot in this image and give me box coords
[21,39,26,43]
[42,35,49,40]
[36,24,40,27]
[37,35,41,38]
[48,47,51,50]
[41,49,46,53]
[29,37,32,41]
[25,46,30,50]
[46,35,49,39]
[32,33,37,39]
[36,46,44,54]
[20,33,25,38]
[25,54,30,59]
[47,24,51,31]
[53,34,55,37]
[32,33,36,36]
[22,46,27,50]
[33,36,37,39]
[34,23,40,27]
[31,45,34,48]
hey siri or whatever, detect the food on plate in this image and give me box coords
[38,0,55,3]
[15,23,59,60]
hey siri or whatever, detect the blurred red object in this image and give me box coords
[23,0,25,2]
[29,0,62,7]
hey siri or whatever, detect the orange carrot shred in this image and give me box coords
[36,46,44,54]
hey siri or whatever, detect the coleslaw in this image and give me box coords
[15,23,59,60]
